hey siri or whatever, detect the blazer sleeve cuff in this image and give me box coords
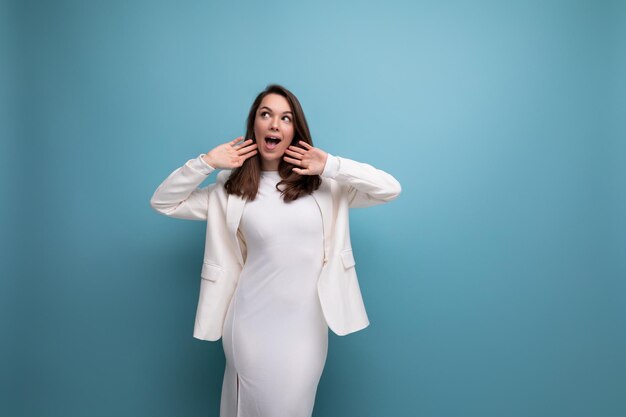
[187,153,216,176]
[321,153,340,179]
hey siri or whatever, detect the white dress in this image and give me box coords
[220,170,329,417]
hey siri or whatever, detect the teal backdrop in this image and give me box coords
[2,0,625,416]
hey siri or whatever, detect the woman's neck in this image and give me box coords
[261,159,279,171]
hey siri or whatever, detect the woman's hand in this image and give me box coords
[203,136,258,169]
[283,141,328,175]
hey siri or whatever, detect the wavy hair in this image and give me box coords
[224,84,321,202]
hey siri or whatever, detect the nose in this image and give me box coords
[270,116,280,130]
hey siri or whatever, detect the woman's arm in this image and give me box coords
[322,154,401,208]
[150,137,257,220]
[149,154,216,220]
[283,141,401,208]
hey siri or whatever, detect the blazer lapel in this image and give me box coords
[312,180,333,259]
[226,193,247,266]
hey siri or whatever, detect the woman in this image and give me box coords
[150,84,401,417]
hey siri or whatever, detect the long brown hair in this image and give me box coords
[224,84,321,202]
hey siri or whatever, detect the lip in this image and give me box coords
[264,134,282,150]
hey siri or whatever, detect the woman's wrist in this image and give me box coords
[321,153,340,178]
[191,153,215,175]
[201,154,215,168]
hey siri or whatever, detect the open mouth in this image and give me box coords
[264,135,282,150]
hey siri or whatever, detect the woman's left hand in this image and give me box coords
[283,141,328,175]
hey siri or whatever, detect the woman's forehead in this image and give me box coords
[259,93,292,112]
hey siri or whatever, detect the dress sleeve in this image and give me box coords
[321,153,401,208]
[149,154,217,220]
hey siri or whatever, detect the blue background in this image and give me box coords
[2,0,625,416]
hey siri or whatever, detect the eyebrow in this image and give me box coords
[259,106,292,115]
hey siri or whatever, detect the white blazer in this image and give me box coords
[150,153,401,341]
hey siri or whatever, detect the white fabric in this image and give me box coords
[149,153,401,340]
[219,170,327,417]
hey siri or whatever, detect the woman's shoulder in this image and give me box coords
[205,170,231,199]
[320,175,350,196]
[216,169,232,184]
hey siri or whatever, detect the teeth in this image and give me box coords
[265,136,281,145]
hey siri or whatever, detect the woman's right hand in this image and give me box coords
[202,136,258,169]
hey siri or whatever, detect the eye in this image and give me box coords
[282,115,292,123]
[260,111,270,118]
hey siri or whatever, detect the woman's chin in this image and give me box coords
[260,151,285,161]
[259,153,285,169]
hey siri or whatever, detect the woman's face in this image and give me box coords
[253,93,295,170]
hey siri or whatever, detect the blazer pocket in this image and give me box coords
[201,261,225,282]
[340,249,356,269]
